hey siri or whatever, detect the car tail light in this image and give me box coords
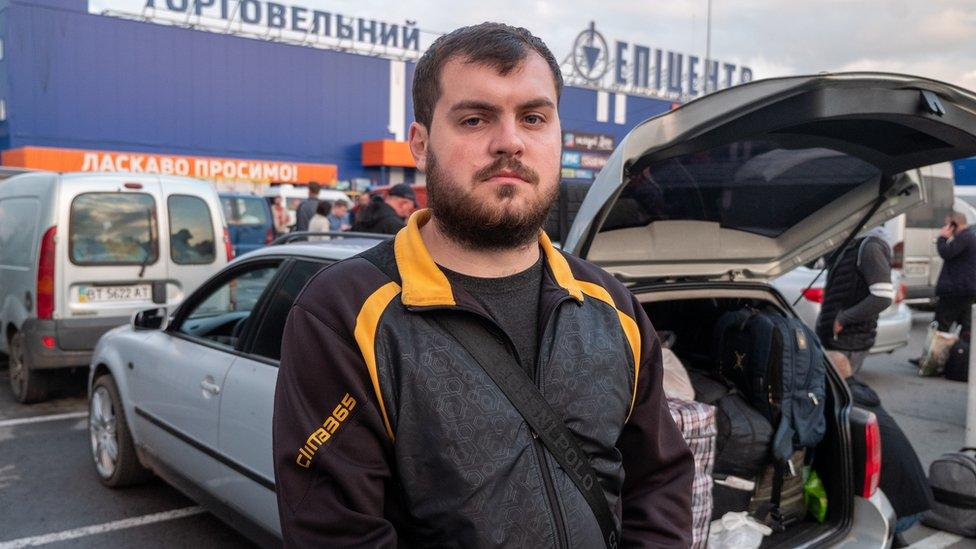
[264,227,274,245]
[802,288,824,303]
[41,336,56,348]
[896,283,906,304]
[223,227,234,261]
[891,241,904,269]
[37,226,56,320]
[863,412,881,498]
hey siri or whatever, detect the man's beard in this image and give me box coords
[425,151,558,251]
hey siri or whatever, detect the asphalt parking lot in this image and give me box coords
[0,311,975,548]
[0,365,256,549]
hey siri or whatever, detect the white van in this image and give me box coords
[262,184,351,228]
[0,172,230,402]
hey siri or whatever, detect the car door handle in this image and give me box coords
[200,379,221,396]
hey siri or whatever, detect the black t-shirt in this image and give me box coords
[441,256,544,379]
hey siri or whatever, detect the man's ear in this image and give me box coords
[408,122,429,173]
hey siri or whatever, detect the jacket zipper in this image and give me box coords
[533,295,573,549]
[415,301,572,549]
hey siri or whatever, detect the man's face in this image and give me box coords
[333,203,348,217]
[387,196,415,218]
[409,51,562,250]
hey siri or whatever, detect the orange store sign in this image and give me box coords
[1,146,337,184]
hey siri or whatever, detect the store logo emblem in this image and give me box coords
[571,22,609,82]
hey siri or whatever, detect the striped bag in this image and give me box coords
[668,398,718,549]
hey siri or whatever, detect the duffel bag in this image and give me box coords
[923,449,976,537]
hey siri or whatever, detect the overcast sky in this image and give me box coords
[315,0,976,91]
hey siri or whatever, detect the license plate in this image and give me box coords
[904,263,929,276]
[77,284,151,303]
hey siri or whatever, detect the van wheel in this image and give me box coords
[89,374,151,487]
[8,332,48,404]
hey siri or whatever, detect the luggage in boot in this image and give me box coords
[711,450,807,525]
[713,309,826,463]
[946,340,970,382]
[923,449,976,537]
[688,370,774,479]
[748,449,807,527]
[668,398,717,549]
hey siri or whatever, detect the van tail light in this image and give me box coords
[36,226,56,320]
[802,288,824,303]
[891,241,904,269]
[863,412,882,498]
[264,227,274,245]
[223,227,234,261]
[896,283,906,304]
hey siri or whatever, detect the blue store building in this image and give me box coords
[0,0,757,188]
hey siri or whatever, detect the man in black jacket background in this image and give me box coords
[934,211,976,335]
[816,227,894,374]
[350,183,416,234]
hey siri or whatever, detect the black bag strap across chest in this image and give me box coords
[358,245,620,548]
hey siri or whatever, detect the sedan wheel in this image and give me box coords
[8,332,48,403]
[88,375,151,487]
[90,386,119,479]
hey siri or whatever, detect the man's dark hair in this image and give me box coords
[316,200,332,216]
[308,181,321,194]
[412,22,563,129]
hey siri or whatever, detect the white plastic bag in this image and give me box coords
[707,512,773,549]
[919,321,961,377]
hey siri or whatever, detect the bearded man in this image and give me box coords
[273,22,693,548]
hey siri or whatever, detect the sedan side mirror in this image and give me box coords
[132,307,169,331]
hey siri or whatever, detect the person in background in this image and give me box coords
[353,191,371,224]
[350,183,417,235]
[934,211,976,336]
[328,199,351,232]
[815,227,894,374]
[827,351,932,539]
[271,196,290,235]
[293,181,321,232]
[307,200,332,241]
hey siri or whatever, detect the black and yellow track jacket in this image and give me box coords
[273,210,694,548]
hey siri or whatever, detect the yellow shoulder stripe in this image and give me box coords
[353,281,400,441]
[575,280,642,422]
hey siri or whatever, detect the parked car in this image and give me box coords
[262,184,350,228]
[0,171,230,403]
[87,236,386,544]
[89,73,976,545]
[773,266,911,354]
[219,192,275,257]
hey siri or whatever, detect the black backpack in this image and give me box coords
[946,340,970,382]
[713,309,827,463]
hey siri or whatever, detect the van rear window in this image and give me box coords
[169,195,216,265]
[69,193,158,266]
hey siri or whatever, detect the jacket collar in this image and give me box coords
[393,209,584,307]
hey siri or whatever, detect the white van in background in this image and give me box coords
[888,163,976,306]
[0,172,231,402]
